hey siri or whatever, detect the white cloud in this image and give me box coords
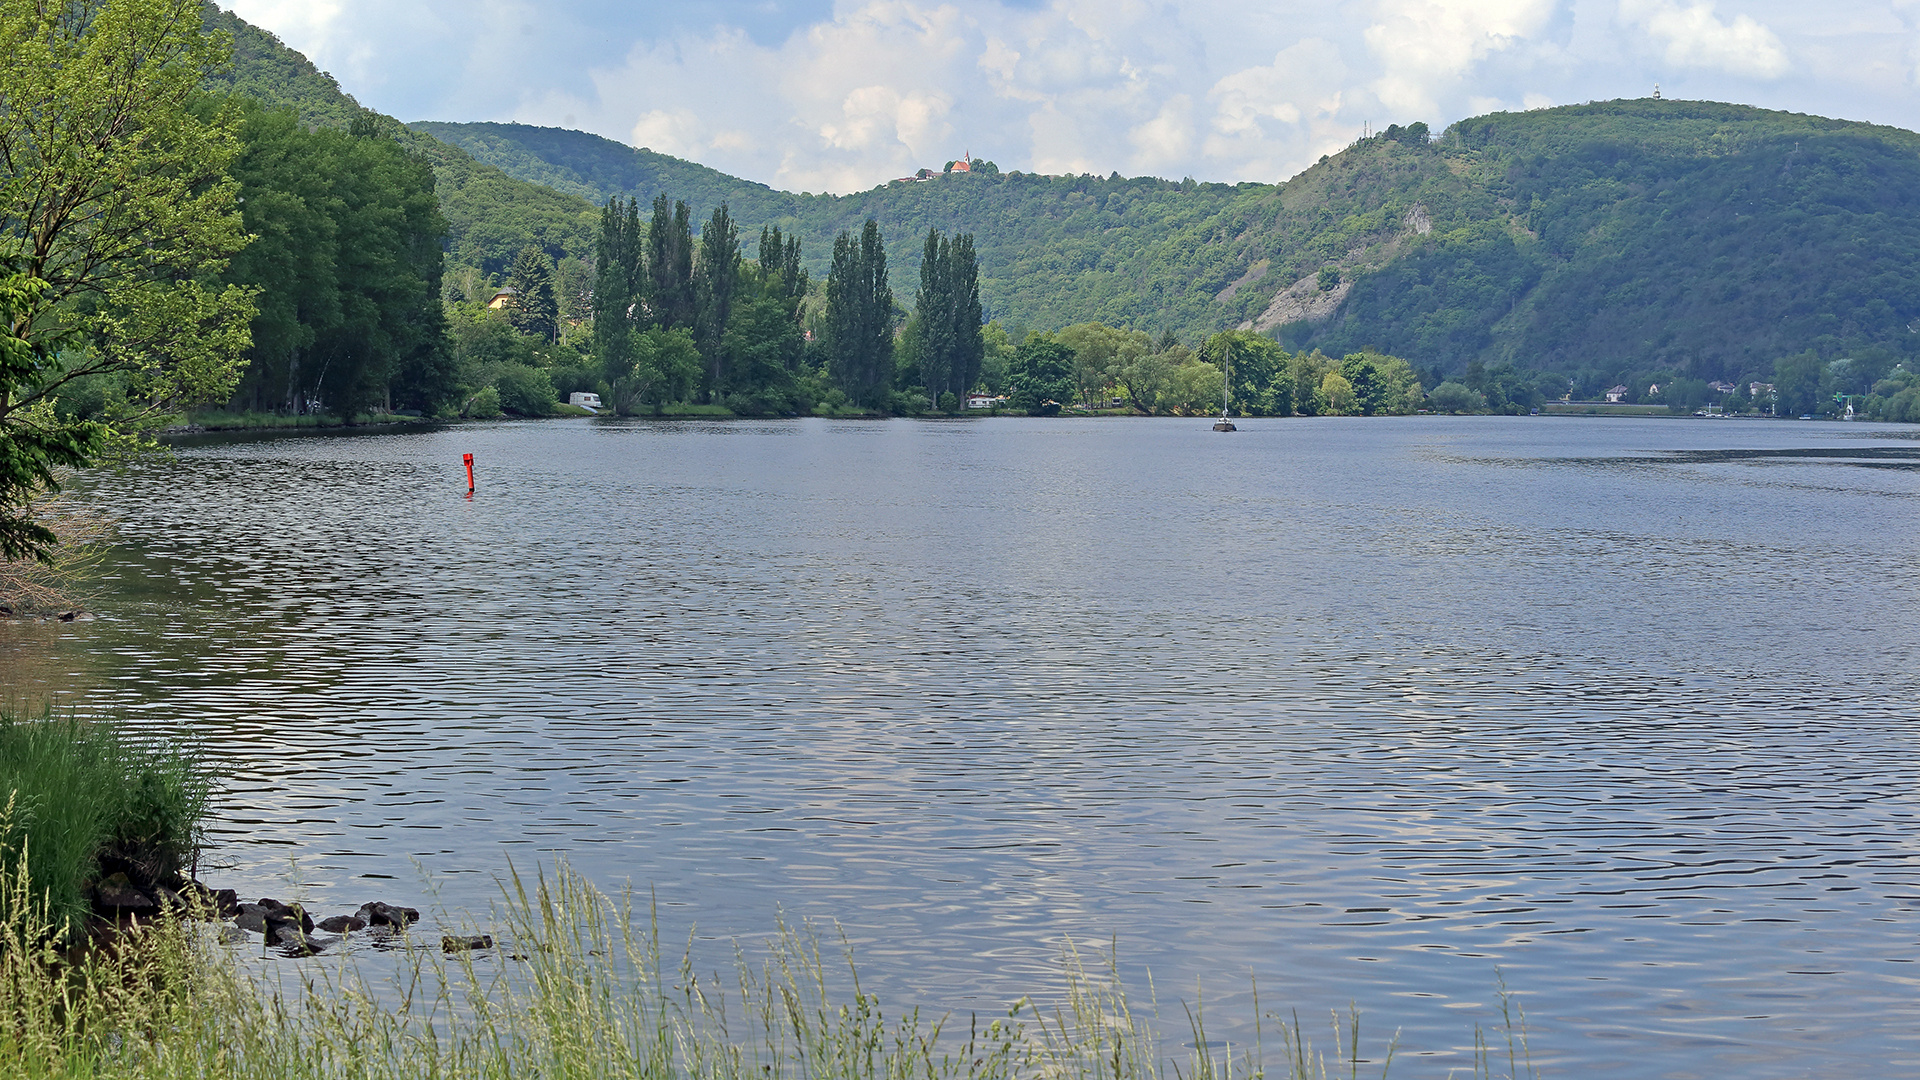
[1129,95,1194,172]
[1204,40,1352,178]
[1618,0,1791,78]
[1364,0,1560,116]
[226,0,1920,192]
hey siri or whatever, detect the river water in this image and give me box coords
[4,415,1917,1078]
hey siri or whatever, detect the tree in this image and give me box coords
[758,226,808,316]
[614,326,702,414]
[1163,350,1224,414]
[1774,351,1826,416]
[646,196,695,330]
[508,245,558,342]
[593,196,644,383]
[825,220,893,407]
[1007,336,1075,414]
[1203,330,1287,415]
[299,119,449,418]
[1321,371,1357,415]
[1101,329,1170,413]
[1340,354,1385,415]
[912,229,953,404]
[2,0,258,558]
[695,203,740,398]
[1427,381,1482,413]
[949,234,984,398]
[1057,323,1138,410]
[907,229,984,409]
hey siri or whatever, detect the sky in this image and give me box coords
[225,0,1920,194]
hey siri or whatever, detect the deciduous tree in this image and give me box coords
[1,0,258,558]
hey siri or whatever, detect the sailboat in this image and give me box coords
[1213,339,1237,431]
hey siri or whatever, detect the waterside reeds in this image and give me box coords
[0,858,1540,1080]
[0,709,209,934]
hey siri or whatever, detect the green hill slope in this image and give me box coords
[205,6,597,278]
[408,120,1257,333]
[409,121,807,222]
[212,3,1920,390]
[409,104,1920,389]
[1267,101,1920,387]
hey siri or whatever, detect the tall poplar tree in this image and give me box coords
[908,229,984,406]
[825,219,892,407]
[646,195,694,330]
[949,233,984,397]
[913,229,953,404]
[593,196,643,383]
[695,203,739,398]
[758,226,808,316]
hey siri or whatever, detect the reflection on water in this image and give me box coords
[7,415,1919,1079]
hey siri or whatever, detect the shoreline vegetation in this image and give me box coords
[0,710,210,935]
[158,403,1826,432]
[0,713,1544,1079]
[0,846,1542,1080]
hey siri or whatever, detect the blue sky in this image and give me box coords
[225,0,1920,193]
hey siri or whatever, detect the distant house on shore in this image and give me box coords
[966,393,1006,409]
[486,288,517,310]
[1605,385,1629,403]
[1708,380,1738,394]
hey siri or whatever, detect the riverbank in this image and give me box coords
[166,409,431,433]
[0,710,210,934]
[0,858,1539,1080]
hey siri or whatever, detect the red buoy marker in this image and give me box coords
[463,452,474,495]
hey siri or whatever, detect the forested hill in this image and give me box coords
[409,122,808,224]
[1269,101,1920,388]
[407,119,1261,335]
[204,6,600,276]
[211,0,1920,392]
[404,106,1920,390]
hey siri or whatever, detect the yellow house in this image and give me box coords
[486,288,517,310]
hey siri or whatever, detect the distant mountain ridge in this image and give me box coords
[408,121,806,223]
[210,3,1920,385]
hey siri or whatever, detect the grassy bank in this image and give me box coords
[178,410,428,431]
[0,861,1541,1080]
[1536,403,1675,417]
[0,710,209,934]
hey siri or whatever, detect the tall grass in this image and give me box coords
[0,709,209,934]
[0,858,1540,1080]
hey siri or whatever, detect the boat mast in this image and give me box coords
[1222,340,1231,418]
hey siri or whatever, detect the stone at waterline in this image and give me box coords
[234,904,268,934]
[317,914,366,933]
[270,923,340,957]
[256,897,314,934]
[92,873,158,913]
[356,901,420,928]
[442,934,493,953]
[176,880,240,917]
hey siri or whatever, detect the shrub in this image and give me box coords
[0,710,209,935]
[493,365,557,416]
[1427,381,1484,413]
